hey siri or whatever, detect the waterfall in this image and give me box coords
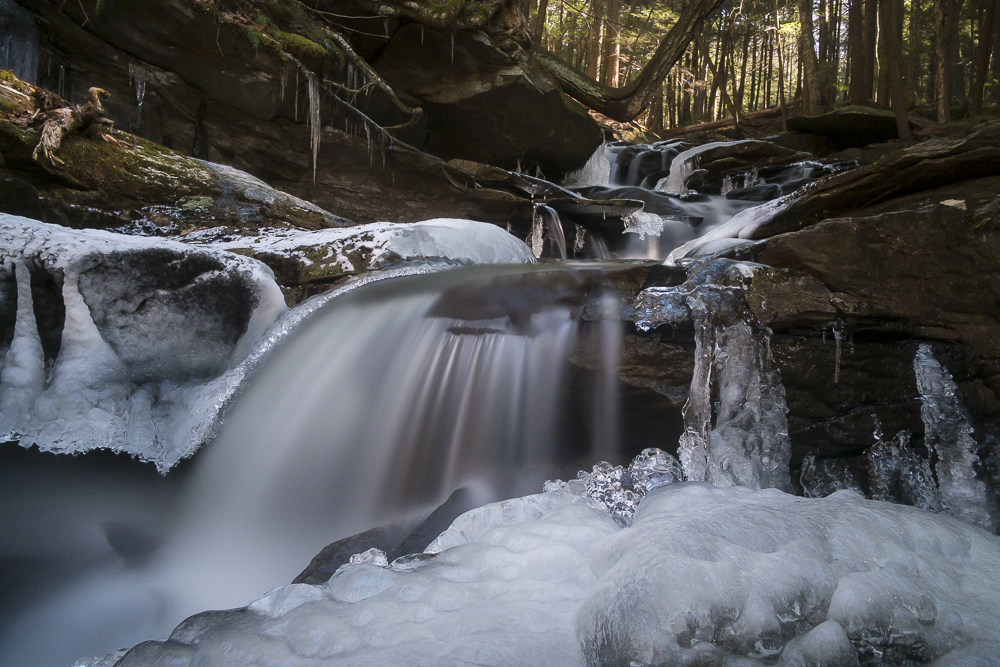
[655,141,751,195]
[0,265,593,667]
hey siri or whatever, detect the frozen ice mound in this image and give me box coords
[105,484,1000,666]
[114,490,620,667]
[577,483,1000,666]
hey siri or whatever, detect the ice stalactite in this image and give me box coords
[307,71,321,184]
[0,262,46,434]
[677,294,713,483]
[742,166,763,188]
[127,61,147,112]
[573,224,586,255]
[678,288,792,492]
[529,207,545,258]
[914,343,997,531]
[29,271,132,452]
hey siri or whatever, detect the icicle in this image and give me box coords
[529,206,545,259]
[280,68,286,102]
[450,32,455,64]
[678,291,792,492]
[57,64,65,99]
[705,321,792,491]
[743,166,764,188]
[721,174,735,195]
[914,344,997,530]
[294,69,299,122]
[421,25,424,44]
[573,224,586,255]
[832,320,845,383]
[127,60,147,111]
[0,262,46,434]
[307,71,321,184]
[678,295,713,482]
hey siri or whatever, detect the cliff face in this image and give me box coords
[5,0,601,226]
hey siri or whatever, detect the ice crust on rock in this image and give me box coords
[189,218,536,274]
[578,483,1000,667]
[108,484,1000,667]
[0,214,288,469]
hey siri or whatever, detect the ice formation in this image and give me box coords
[914,343,998,531]
[622,210,664,240]
[678,293,792,492]
[564,142,612,186]
[865,427,942,511]
[544,449,683,526]
[101,483,1000,667]
[799,453,861,498]
[0,214,287,469]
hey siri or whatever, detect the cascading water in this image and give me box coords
[0,264,623,667]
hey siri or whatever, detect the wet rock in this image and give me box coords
[749,204,1000,360]
[293,487,481,585]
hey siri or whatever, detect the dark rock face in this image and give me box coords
[374,25,602,174]
[11,0,600,226]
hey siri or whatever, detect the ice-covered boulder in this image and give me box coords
[0,213,288,470]
[578,483,1000,666]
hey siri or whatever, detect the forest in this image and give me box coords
[525,0,999,132]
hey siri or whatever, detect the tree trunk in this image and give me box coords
[776,0,789,130]
[906,0,922,101]
[695,33,742,123]
[530,0,550,43]
[934,0,951,120]
[532,0,726,121]
[971,0,998,114]
[849,0,868,102]
[880,0,912,138]
[799,0,824,113]
[587,0,606,79]
[650,81,665,130]
[602,0,621,86]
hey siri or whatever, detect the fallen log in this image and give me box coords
[655,105,787,138]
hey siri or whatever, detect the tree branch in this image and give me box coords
[531,0,725,121]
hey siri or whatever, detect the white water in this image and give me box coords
[0,265,618,667]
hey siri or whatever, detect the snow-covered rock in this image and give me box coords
[184,218,535,298]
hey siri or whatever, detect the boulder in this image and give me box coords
[787,105,927,148]
[373,24,602,174]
